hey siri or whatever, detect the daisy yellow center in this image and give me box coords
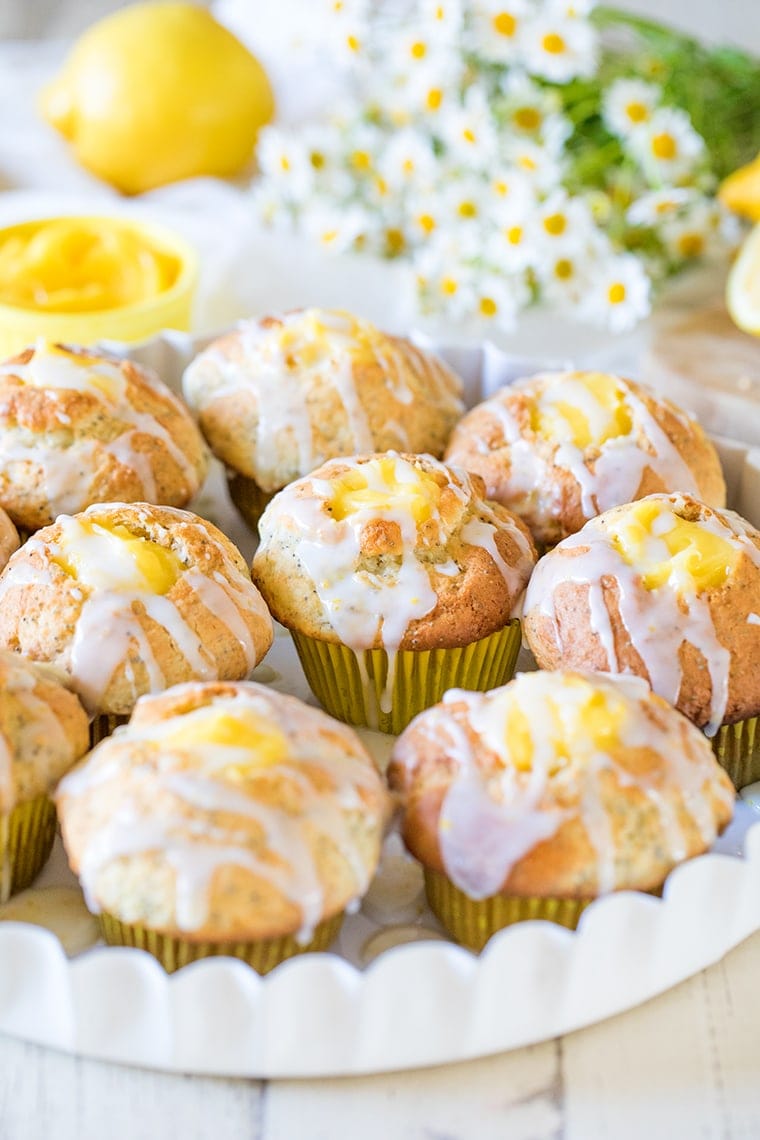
[652,133,677,160]
[462,128,477,144]
[479,296,498,317]
[351,150,372,171]
[608,500,738,592]
[608,282,627,305]
[441,276,458,295]
[678,233,705,258]
[542,32,566,54]
[418,213,437,233]
[458,200,478,218]
[514,107,541,130]
[346,33,361,52]
[543,213,567,236]
[329,456,441,523]
[426,87,443,111]
[506,225,523,245]
[493,11,517,36]
[626,101,649,124]
[555,258,574,279]
[410,40,427,59]
[385,228,406,255]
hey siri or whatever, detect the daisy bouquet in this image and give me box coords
[252,1,760,333]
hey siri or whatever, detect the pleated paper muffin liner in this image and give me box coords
[423,868,592,951]
[227,473,276,533]
[98,910,345,974]
[712,715,760,790]
[291,619,522,735]
[0,794,57,903]
[89,714,130,749]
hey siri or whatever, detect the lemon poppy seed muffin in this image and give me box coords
[253,451,537,732]
[388,670,734,948]
[56,681,391,971]
[0,650,89,899]
[0,342,209,531]
[444,371,725,547]
[523,494,760,785]
[182,308,464,527]
[0,502,273,718]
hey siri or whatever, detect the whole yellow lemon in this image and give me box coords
[39,2,275,195]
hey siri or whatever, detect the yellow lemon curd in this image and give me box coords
[163,708,288,772]
[0,218,181,315]
[504,676,627,772]
[275,309,383,370]
[54,519,182,594]
[16,342,124,400]
[530,372,633,449]
[329,457,441,523]
[608,499,738,592]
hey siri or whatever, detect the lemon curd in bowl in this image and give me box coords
[0,215,198,356]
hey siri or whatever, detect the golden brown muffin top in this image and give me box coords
[57,681,391,941]
[182,308,464,491]
[0,650,88,814]
[0,502,273,716]
[388,670,734,900]
[0,342,209,530]
[253,451,537,652]
[523,494,760,731]
[445,371,726,546]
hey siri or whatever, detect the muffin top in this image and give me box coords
[444,371,725,546]
[57,681,391,940]
[388,670,734,900]
[0,342,209,529]
[0,650,89,814]
[182,308,464,491]
[523,493,760,732]
[253,452,536,652]
[0,502,273,716]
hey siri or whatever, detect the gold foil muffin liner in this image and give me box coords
[424,868,591,951]
[89,714,130,748]
[291,619,523,735]
[98,910,345,974]
[228,473,276,534]
[712,715,760,789]
[0,794,58,903]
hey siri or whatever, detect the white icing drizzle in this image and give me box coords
[182,310,463,489]
[525,494,760,733]
[392,672,733,899]
[58,686,384,937]
[0,345,200,516]
[0,508,269,714]
[455,373,711,531]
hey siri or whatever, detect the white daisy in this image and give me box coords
[441,175,494,230]
[626,187,697,227]
[256,128,315,202]
[469,0,530,65]
[492,199,537,273]
[628,106,705,185]
[580,253,651,332]
[501,138,565,192]
[522,9,598,83]
[439,84,499,164]
[499,73,563,138]
[603,79,661,139]
[471,272,527,330]
[532,191,596,254]
[536,249,589,308]
[420,0,465,41]
[377,128,437,191]
[302,202,369,253]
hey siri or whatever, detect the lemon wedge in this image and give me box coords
[719,154,760,223]
[726,223,760,336]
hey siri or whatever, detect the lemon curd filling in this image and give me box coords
[13,341,124,400]
[0,218,181,315]
[162,708,288,772]
[274,309,384,370]
[54,518,182,594]
[503,676,628,772]
[529,372,633,449]
[328,456,442,523]
[608,500,738,592]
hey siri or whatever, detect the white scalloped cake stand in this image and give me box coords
[0,334,758,1078]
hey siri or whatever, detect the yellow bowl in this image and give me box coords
[0,214,198,359]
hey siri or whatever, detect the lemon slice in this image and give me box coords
[726,224,760,336]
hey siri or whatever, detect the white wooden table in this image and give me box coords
[1,2,760,1135]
